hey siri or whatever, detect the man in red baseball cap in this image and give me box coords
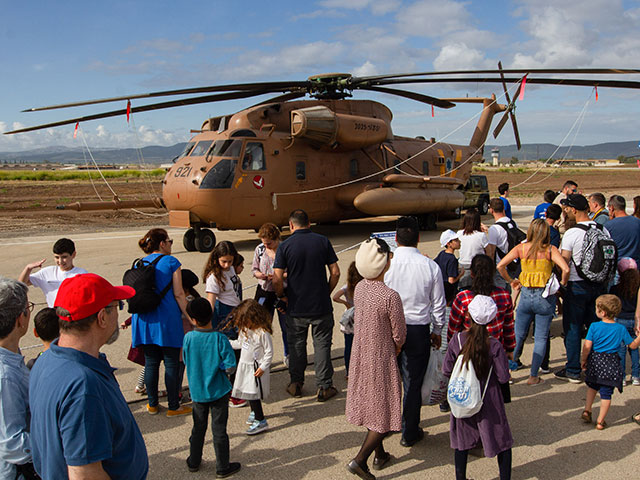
[29,273,149,480]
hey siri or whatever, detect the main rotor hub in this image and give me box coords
[307,73,353,100]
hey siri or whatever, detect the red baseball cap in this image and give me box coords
[55,273,135,322]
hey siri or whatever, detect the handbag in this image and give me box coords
[542,272,560,298]
[127,345,146,366]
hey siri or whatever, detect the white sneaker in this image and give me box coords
[633,377,640,386]
[246,411,255,425]
[283,355,289,368]
[246,419,269,435]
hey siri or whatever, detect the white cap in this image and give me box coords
[439,229,460,248]
[468,295,498,325]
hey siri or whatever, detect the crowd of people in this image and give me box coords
[2,182,640,479]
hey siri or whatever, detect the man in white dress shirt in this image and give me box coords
[385,216,446,447]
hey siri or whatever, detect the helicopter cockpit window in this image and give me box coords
[230,129,256,138]
[199,159,238,189]
[190,140,213,157]
[241,143,266,171]
[209,140,242,159]
[296,161,306,180]
[177,141,196,160]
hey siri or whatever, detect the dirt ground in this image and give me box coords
[1,166,639,237]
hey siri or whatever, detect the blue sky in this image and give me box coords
[1,0,640,152]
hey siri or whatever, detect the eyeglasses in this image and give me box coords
[26,301,35,313]
[105,300,125,312]
[164,238,174,244]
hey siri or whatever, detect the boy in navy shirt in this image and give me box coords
[183,297,240,477]
[434,229,464,299]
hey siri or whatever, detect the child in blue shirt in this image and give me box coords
[581,294,640,430]
[183,297,241,477]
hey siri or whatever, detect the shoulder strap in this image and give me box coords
[151,255,172,298]
[150,254,166,266]
[481,365,494,400]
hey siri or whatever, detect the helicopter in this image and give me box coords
[6,65,640,252]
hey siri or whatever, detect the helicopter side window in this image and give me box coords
[422,161,429,175]
[241,143,266,171]
[210,140,242,158]
[190,140,213,157]
[176,141,196,160]
[296,161,306,180]
[200,159,238,189]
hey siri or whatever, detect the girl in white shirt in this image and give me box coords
[203,241,242,330]
[457,209,489,289]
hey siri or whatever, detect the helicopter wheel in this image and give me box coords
[478,197,489,215]
[419,213,437,231]
[183,229,197,252]
[453,207,462,219]
[195,229,216,253]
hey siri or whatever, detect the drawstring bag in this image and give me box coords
[447,334,493,418]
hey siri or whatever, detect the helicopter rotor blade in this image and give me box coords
[510,108,522,150]
[4,88,293,135]
[357,85,455,108]
[493,61,518,139]
[251,90,307,106]
[20,81,310,112]
[353,68,640,84]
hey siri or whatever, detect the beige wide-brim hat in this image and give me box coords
[355,239,388,280]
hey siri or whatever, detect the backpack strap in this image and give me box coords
[481,365,494,401]
[574,223,603,232]
[493,220,515,258]
[149,255,173,299]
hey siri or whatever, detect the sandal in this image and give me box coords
[596,420,607,430]
[632,413,640,426]
[581,410,592,423]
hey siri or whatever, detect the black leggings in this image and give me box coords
[249,400,264,421]
[455,448,511,480]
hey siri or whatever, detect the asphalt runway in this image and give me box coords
[3,206,640,479]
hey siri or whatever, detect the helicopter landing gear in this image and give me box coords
[183,229,197,252]
[194,228,216,253]
[419,213,437,231]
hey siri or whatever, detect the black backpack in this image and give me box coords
[495,219,527,276]
[122,255,172,314]
[573,223,618,284]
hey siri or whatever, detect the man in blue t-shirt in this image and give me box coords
[29,274,148,480]
[499,183,512,219]
[534,190,557,220]
[606,195,640,264]
[273,209,340,402]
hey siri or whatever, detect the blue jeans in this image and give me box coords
[143,344,181,410]
[616,318,640,378]
[398,324,431,443]
[514,287,555,377]
[563,281,604,376]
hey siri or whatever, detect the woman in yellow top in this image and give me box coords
[497,219,570,385]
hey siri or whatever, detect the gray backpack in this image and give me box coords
[573,224,617,284]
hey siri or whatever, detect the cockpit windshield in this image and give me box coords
[209,140,242,158]
[200,159,237,189]
[190,140,213,157]
[175,141,196,161]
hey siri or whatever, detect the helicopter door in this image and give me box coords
[231,142,270,225]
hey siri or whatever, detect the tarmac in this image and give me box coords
[3,206,640,479]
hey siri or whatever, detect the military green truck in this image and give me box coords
[461,174,490,215]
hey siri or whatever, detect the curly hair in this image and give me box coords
[257,223,281,241]
[228,299,273,336]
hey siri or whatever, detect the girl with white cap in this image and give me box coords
[443,295,513,480]
[346,238,406,480]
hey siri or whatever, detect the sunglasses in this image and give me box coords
[165,238,174,244]
[26,301,35,313]
[105,300,125,311]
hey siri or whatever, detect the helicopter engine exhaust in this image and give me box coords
[290,106,388,151]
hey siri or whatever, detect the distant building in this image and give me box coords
[490,147,509,166]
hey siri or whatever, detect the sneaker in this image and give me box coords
[633,377,640,386]
[554,368,582,384]
[229,397,248,408]
[166,405,192,417]
[539,367,551,375]
[286,382,303,398]
[246,419,269,435]
[246,411,255,425]
[134,385,146,395]
[317,386,338,402]
[509,360,524,371]
[439,401,450,413]
[283,355,289,368]
[216,462,241,478]
[146,404,159,415]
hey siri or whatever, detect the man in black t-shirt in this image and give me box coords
[273,210,340,401]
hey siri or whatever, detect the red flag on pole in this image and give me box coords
[73,122,79,139]
[431,105,435,118]
[595,86,598,101]
[518,75,527,101]
[126,100,131,123]
[636,158,640,169]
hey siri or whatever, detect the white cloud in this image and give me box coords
[434,43,493,70]
[352,61,378,76]
[396,0,472,37]
[318,0,400,15]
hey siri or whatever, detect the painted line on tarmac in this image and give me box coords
[0,234,144,246]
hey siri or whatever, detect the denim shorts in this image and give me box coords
[585,381,614,400]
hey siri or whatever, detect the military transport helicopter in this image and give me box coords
[6,65,640,252]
